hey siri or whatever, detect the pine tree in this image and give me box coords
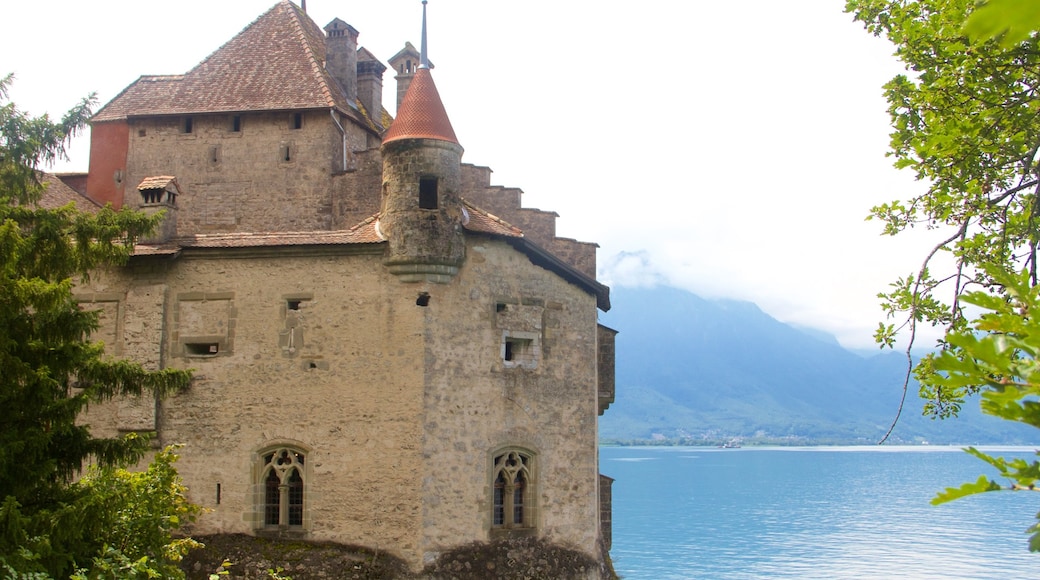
[0,73,194,576]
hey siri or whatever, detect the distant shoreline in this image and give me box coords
[599,438,1040,449]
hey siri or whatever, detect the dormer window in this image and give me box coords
[419,177,438,209]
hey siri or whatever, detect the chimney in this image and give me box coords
[357,48,387,129]
[324,19,359,106]
[388,42,425,112]
[136,176,179,244]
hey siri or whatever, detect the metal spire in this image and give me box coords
[420,0,430,69]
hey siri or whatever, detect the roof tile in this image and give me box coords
[93,1,356,122]
[382,68,458,145]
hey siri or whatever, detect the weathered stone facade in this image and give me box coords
[72,1,615,576]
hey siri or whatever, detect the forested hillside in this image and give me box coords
[599,286,1037,445]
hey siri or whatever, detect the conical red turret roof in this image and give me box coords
[382,67,459,146]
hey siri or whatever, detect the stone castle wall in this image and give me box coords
[418,237,602,563]
[78,236,603,573]
[123,110,372,234]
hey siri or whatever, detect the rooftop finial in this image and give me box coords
[419,0,430,69]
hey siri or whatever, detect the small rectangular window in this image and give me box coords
[419,177,438,209]
[185,342,219,356]
[504,338,533,362]
[231,115,241,132]
[182,117,193,134]
[292,112,303,130]
[502,331,539,369]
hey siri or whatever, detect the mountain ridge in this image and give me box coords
[598,285,1037,445]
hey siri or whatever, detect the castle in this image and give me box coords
[62,1,616,575]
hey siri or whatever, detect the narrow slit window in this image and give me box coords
[419,177,438,209]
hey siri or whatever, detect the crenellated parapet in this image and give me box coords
[459,164,598,279]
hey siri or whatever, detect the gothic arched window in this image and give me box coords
[259,447,306,529]
[491,449,535,531]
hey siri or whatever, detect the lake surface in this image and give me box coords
[601,446,1040,579]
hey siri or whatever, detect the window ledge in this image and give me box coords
[490,527,537,540]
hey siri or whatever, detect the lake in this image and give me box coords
[601,446,1040,579]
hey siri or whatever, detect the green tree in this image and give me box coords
[0,74,195,576]
[964,0,1040,47]
[845,0,1040,547]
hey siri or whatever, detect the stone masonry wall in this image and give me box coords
[124,110,371,234]
[84,248,430,568]
[81,236,606,574]
[331,148,383,229]
[417,238,602,564]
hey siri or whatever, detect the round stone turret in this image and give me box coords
[380,67,465,283]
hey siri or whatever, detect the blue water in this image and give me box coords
[602,446,1040,579]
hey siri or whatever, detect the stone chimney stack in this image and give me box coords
[357,48,386,128]
[388,42,423,112]
[324,18,359,106]
[136,176,180,244]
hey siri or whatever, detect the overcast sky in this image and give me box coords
[3,0,946,350]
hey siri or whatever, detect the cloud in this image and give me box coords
[599,251,668,289]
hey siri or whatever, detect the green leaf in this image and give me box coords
[932,474,1003,505]
[964,0,1040,47]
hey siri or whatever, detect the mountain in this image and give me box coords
[598,285,1038,445]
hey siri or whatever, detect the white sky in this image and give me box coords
[2,0,947,350]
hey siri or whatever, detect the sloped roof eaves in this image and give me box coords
[461,201,523,238]
[505,237,611,312]
[179,228,382,248]
[459,201,609,311]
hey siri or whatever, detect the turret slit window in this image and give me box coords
[258,447,307,530]
[419,176,438,209]
[490,449,535,534]
[280,142,294,163]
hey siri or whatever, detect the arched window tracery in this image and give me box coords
[259,447,306,529]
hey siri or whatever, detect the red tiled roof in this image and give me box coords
[461,201,523,238]
[137,176,179,191]
[127,206,608,309]
[179,227,382,248]
[382,68,458,145]
[37,173,101,213]
[93,1,355,122]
